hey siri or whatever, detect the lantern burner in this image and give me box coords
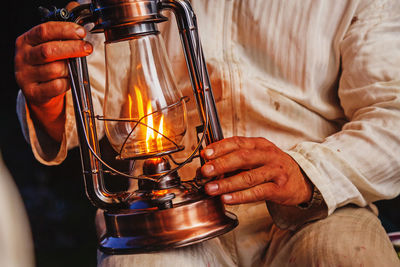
[140,157,181,190]
[138,156,181,209]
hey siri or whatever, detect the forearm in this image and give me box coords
[28,93,66,143]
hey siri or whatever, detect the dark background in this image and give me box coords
[4,1,98,266]
[2,1,400,267]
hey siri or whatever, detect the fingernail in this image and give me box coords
[222,194,232,202]
[206,183,219,193]
[76,27,86,38]
[204,149,214,157]
[203,164,214,175]
[84,43,93,53]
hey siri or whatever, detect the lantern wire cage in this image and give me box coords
[69,57,212,187]
[62,2,216,190]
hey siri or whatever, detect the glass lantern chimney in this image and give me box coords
[103,33,187,160]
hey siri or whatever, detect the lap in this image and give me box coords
[266,205,400,267]
[97,237,235,267]
[97,204,399,267]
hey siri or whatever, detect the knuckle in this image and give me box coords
[264,145,276,154]
[255,137,265,143]
[14,53,23,67]
[252,186,266,201]
[275,172,289,186]
[53,79,67,92]
[255,137,268,146]
[241,171,257,187]
[15,35,24,48]
[219,179,233,193]
[40,43,53,61]
[256,137,275,150]
[259,169,272,183]
[232,136,246,148]
[14,71,25,86]
[34,24,48,41]
[52,62,67,77]
[23,83,37,100]
[237,149,252,161]
[14,42,29,66]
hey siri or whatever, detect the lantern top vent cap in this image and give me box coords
[91,0,167,32]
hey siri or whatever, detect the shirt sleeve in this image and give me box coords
[268,0,400,229]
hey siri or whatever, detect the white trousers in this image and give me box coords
[97,203,400,267]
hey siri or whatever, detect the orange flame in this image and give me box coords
[134,86,144,120]
[128,94,133,120]
[157,115,164,151]
[146,102,155,151]
[131,87,165,153]
[152,189,168,196]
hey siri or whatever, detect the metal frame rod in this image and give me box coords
[160,0,224,144]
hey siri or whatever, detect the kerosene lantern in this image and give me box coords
[42,0,238,254]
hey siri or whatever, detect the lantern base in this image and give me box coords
[99,195,238,254]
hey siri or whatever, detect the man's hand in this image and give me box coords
[201,136,313,206]
[14,2,92,142]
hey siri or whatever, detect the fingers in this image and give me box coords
[26,39,92,65]
[14,20,92,105]
[24,78,70,105]
[217,171,311,206]
[15,59,71,104]
[201,137,278,177]
[220,183,279,205]
[205,166,286,195]
[22,21,86,46]
[201,148,267,177]
[200,136,312,206]
[204,163,306,206]
[15,21,91,66]
[201,136,272,160]
[29,61,69,82]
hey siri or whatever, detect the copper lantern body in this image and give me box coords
[43,0,238,254]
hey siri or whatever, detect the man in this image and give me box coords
[14,0,400,266]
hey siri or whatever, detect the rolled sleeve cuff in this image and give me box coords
[266,187,328,231]
[16,91,68,165]
[265,150,334,230]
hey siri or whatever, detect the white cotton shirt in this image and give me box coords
[17,0,400,228]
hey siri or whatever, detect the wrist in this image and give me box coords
[298,167,314,205]
[297,184,323,210]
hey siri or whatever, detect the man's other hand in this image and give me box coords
[201,136,313,206]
